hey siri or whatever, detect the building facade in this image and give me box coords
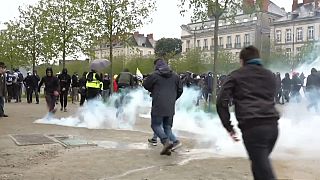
[94,32,156,59]
[271,0,320,60]
[181,0,286,60]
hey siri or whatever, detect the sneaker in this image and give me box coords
[60,107,63,111]
[148,138,157,146]
[160,141,173,156]
[64,108,67,112]
[172,140,182,151]
[2,114,8,117]
[36,102,39,104]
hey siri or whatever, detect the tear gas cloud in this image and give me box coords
[35,45,320,158]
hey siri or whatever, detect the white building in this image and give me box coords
[181,0,286,60]
[94,32,156,58]
[271,0,320,60]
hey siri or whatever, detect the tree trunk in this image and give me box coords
[212,14,219,104]
[109,38,114,94]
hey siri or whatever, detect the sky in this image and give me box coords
[0,0,295,40]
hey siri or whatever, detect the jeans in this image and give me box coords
[151,116,175,144]
[242,124,278,180]
[151,122,177,142]
[0,96,4,116]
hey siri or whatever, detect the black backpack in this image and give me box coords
[17,73,23,83]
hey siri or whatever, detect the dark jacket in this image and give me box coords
[58,73,71,90]
[291,76,302,92]
[79,76,87,95]
[116,72,134,88]
[102,78,111,90]
[306,73,320,91]
[216,63,279,132]
[31,74,40,88]
[24,75,33,88]
[143,62,183,117]
[0,74,7,97]
[282,77,292,91]
[71,74,79,88]
[38,76,60,95]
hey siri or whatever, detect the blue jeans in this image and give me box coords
[0,96,4,116]
[151,122,177,142]
[151,116,175,144]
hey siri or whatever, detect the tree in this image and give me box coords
[179,0,241,102]
[85,0,156,93]
[39,0,87,68]
[154,38,182,59]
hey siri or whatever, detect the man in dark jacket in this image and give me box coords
[143,58,183,156]
[38,67,60,114]
[0,62,8,117]
[216,46,279,180]
[281,73,291,103]
[58,68,71,112]
[291,72,302,103]
[79,72,87,106]
[24,72,33,103]
[306,68,320,112]
[31,70,40,104]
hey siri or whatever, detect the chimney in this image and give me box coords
[243,0,254,13]
[134,31,139,37]
[261,0,269,12]
[292,0,298,11]
[147,34,153,40]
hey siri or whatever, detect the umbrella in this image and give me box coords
[90,59,111,72]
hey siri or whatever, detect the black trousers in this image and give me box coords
[32,87,39,103]
[45,94,56,112]
[60,89,68,108]
[26,87,33,103]
[86,88,100,100]
[242,124,278,180]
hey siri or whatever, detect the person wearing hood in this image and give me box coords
[24,71,33,104]
[216,46,279,180]
[58,68,71,112]
[143,58,183,156]
[306,68,320,112]
[281,73,291,103]
[38,67,60,114]
[86,69,102,100]
[291,72,302,103]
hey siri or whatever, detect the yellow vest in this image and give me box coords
[86,73,100,89]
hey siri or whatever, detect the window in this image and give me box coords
[148,51,152,55]
[296,47,302,53]
[285,48,292,57]
[308,26,314,40]
[204,39,208,50]
[227,36,232,48]
[276,30,282,43]
[219,37,224,48]
[235,35,241,48]
[197,40,200,47]
[211,38,214,48]
[244,34,250,46]
[296,27,303,41]
[286,29,292,42]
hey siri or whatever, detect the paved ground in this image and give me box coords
[0,100,319,180]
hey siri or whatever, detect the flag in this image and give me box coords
[136,68,143,80]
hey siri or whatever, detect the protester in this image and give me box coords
[71,72,79,104]
[0,62,8,117]
[38,67,60,114]
[143,58,183,156]
[6,70,15,103]
[102,73,111,101]
[217,46,279,180]
[58,68,71,112]
[281,73,292,104]
[24,71,33,104]
[86,69,102,100]
[79,72,87,106]
[31,70,40,104]
[306,68,320,112]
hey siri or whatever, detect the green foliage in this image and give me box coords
[154,38,182,59]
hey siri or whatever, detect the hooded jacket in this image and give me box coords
[38,68,60,94]
[143,60,183,117]
[58,68,71,90]
[216,59,279,132]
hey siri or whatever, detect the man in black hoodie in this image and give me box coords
[38,67,60,114]
[31,70,40,104]
[306,68,320,112]
[58,68,71,112]
[143,59,183,156]
[216,46,279,180]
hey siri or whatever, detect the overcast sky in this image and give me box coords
[0,0,296,40]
